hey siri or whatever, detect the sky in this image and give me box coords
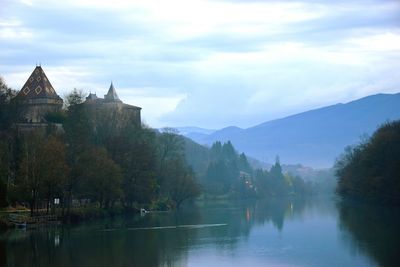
[1,0,400,129]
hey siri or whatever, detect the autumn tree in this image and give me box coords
[39,135,68,213]
[75,147,123,208]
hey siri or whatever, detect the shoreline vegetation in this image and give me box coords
[0,194,321,230]
[1,80,314,229]
[335,120,400,205]
[3,76,398,230]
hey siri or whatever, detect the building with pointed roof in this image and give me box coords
[83,82,141,128]
[12,65,141,132]
[14,65,63,124]
[104,82,122,103]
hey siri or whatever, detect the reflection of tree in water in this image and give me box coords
[194,197,308,251]
[252,197,308,231]
[0,198,312,267]
[0,212,202,267]
[338,201,400,267]
[0,238,6,267]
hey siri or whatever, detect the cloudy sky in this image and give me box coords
[1,0,400,129]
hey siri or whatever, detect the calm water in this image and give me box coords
[1,197,399,267]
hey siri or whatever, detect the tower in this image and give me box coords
[104,82,122,103]
[14,66,63,124]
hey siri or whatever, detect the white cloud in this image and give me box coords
[127,93,187,126]
[346,32,400,52]
[20,0,33,6]
[1,0,400,128]
[0,18,33,40]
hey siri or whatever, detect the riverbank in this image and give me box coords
[0,207,30,230]
[0,205,140,229]
[0,200,175,229]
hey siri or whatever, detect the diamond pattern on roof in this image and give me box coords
[35,86,42,94]
[23,86,30,95]
[16,66,62,101]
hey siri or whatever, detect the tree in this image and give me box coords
[336,120,400,204]
[64,88,85,108]
[63,90,93,213]
[0,136,12,207]
[111,126,158,206]
[204,160,233,195]
[75,147,122,208]
[0,76,17,130]
[39,135,68,213]
[16,132,45,215]
[156,128,184,196]
[14,132,69,215]
[269,158,288,195]
[238,153,252,173]
[164,159,200,209]
[157,128,183,166]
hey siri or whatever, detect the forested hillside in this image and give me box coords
[183,93,400,167]
[184,138,312,198]
[0,84,200,213]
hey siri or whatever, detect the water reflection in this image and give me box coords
[0,197,398,267]
[338,201,400,267]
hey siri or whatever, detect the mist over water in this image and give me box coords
[1,197,399,267]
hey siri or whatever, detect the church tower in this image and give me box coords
[14,66,63,124]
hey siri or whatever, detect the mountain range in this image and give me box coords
[175,93,400,168]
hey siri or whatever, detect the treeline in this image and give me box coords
[0,84,200,214]
[335,120,400,205]
[185,139,312,198]
[1,75,313,217]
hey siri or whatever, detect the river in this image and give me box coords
[1,197,399,267]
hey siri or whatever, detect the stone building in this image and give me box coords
[83,82,141,129]
[83,82,141,127]
[14,66,63,126]
[13,65,141,131]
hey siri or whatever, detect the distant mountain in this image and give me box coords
[157,126,216,141]
[183,93,400,168]
[172,126,216,135]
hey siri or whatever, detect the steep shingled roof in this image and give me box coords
[16,66,62,100]
[104,82,122,102]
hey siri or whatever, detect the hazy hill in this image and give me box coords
[183,93,400,168]
[173,126,216,136]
